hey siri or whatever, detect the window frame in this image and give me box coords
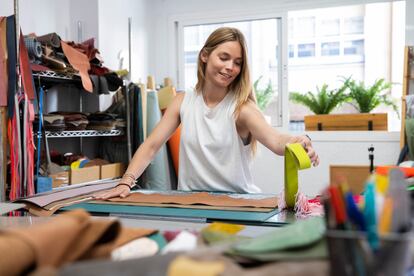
[169,11,289,128]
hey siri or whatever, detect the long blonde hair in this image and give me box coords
[195,27,258,154]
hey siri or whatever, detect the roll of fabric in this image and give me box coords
[146,90,172,190]
[24,36,42,59]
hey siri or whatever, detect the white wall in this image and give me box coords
[97,0,151,82]
[0,0,71,39]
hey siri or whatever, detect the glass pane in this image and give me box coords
[183,18,282,126]
[344,39,364,56]
[344,16,364,34]
[296,17,315,38]
[321,41,340,56]
[320,18,340,36]
[298,43,315,57]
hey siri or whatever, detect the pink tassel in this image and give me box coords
[279,190,324,218]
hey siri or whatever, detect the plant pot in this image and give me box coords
[304,113,388,131]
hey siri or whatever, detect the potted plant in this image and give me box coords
[290,83,349,115]
[254,76,274,124]
[290,83,357,130]
[254,76,274,111]
[290,77,397,131]
[342,77,399,117]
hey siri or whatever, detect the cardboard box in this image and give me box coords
[71,166,100,185]
[50,171,69,188]
[100,163,125,179]
[329,165,371,194]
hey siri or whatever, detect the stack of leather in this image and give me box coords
[50,112,89,130]
[87,112,124,131]
[26,32,123,93]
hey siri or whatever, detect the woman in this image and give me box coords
[95,27,319,199]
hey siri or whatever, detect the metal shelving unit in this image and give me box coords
[45,129,124,138]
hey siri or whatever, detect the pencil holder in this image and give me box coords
[326,230,412,276]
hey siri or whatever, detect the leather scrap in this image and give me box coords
[61,41,92,92]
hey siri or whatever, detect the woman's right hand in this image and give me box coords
[93,184,131,200]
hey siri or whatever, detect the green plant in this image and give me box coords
[253,76,274,111]
[289,83,349,114]
[342,77,399,117]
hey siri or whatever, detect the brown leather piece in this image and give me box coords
[61,41,92,92]
[0,209,155,275]
[19,31,35,100]
[108,192,278,209]
[0,17,8,106]
[36,32,61,48]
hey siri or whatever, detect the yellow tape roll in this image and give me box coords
[284,143,311,209]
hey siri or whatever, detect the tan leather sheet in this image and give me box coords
[92,200,274,212]
[108,191,278,209]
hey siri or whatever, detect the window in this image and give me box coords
[298,43,315,57]
[288,2,405,131]
[320,19,340,36]
[344,39,364,56]
[321,42,340,56]
[344,16,364,34]
[182,18,282,126]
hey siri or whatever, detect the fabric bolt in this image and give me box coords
[0,209,155,276]
[138,83,147,139]
[61,41,93,92]
[179,89,260,193]
[284,143,311,209]
[6,15,16,117]
[0,17,7,106]
[158,86,181,176]
[406,118,414,160]
[145,90,172,190]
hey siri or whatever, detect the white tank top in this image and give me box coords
[178,89,261,193]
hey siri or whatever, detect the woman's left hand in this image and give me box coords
[288,135,319,166]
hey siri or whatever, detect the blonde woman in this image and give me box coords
[95,27,319,199]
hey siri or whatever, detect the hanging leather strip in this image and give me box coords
[0,17,7,106]
[61,41,93,92]
[284,143,311,209]
[25,94,35,196]
[19,31,35,100]
[6,15,16,117]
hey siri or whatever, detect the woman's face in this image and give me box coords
[201,41,242,89]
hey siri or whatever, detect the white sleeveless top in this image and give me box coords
[178,89,261,193]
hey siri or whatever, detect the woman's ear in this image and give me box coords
[200,49,208,63]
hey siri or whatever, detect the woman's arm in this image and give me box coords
[94,93,185,199]
[236,101,319,165]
